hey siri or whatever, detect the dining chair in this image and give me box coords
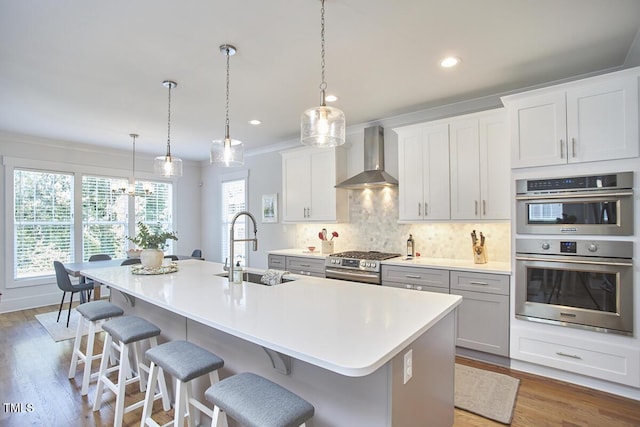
[191,249,202,259]
[164,255,179,261]
[88,254,112,261]
[121,258,141,266]
[53,261,95,327]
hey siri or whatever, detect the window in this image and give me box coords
[221,177,247,265]
[13,169,74,279]
[7,157,176,286]
[135,180,175,253]
[82,175,128,260]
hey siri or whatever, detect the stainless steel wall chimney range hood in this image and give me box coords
[335,126,398,189]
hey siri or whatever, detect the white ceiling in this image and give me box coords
[1,0,640,161]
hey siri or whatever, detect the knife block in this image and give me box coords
[472,242,487,264]
[321,240,334,255]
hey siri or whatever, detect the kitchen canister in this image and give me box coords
[321,240,334,255]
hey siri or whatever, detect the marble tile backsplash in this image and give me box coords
[296,187,511,262]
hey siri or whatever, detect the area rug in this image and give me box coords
[455,363,520,424]
[35,310,101,342]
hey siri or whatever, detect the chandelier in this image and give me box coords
[112,133,153,197]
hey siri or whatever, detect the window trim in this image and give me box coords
[219,170,249,264]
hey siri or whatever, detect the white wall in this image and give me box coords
[0,132,202,312]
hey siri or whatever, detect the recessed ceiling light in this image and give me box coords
[249,119,261,125]
[325,94,338,102]
[440,56,461,68]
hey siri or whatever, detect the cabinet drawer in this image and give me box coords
[381,265,449,290]
[268,254,286,269]
[383,281,449,294]
[450,271,509,295]
[285,256,325,276]
[514,332,640,387]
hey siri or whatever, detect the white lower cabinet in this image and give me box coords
[511,326,640,387]
[382,265,510,357]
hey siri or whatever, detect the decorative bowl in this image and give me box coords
[307,246,316,253]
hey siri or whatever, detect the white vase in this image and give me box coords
[140,248,163,268]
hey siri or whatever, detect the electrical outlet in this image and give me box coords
[403,349,413,384]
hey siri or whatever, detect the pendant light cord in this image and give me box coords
[225,46,231,139]
[166,83,172,156]
[319,0,327,105]
[131,134,137,178]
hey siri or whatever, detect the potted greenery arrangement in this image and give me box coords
[127,222,178,268]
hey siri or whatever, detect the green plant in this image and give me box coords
[127,222,178,249]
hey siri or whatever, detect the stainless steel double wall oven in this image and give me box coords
[515,172,635,335]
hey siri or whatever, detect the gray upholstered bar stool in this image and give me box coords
[141,340,224,427]
[205,372,315,427]
[92,315,170,427]
[68,300,124,396]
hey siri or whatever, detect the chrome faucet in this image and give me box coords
[229,211,258,282]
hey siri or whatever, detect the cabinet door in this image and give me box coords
[397,128,425,221]
[479,113,510,219]
[509,92,567,168]
[567,75,639,163]
[309,149,337,221]
[452,289,509,356]
[282,152,311,221]
[423,123,451,220]
[449,118,480,219]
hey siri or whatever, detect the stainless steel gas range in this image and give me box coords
[325,251,401,285]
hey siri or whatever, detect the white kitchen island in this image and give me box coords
[83,259,461,427]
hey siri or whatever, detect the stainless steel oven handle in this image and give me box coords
[515,256,633,267]
[516,190,633,200]
[325,268,380,283]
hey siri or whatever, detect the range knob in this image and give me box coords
[371,262,377,268]
[587,243,598,253]
[541,242,551,250]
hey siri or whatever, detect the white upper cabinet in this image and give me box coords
[450,110,510,220]
[397,108,509,222]
[503,69,639,168]
[396,122,450,221]
[281,146,348,223]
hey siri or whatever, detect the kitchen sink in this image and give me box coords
[215,271,293,285]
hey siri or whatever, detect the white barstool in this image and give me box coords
[205,372,314,427]
[68,300,124,396]
[141,340,224,427]
[92,315,170,427]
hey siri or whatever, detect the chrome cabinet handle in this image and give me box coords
[469,281,488,286]
[405,274,422,279]
[424,203,428,216]
[418,202,421,217]
[560,139,564,158]
[572,138,576,157]
[556,351,582,360]
[482,200,486,215]
[475,200,478,215]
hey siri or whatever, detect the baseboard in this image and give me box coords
[0,292,61,314]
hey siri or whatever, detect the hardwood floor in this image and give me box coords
[1,304,639,426]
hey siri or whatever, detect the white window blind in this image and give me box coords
[134,180,175,253]
[82,175,129,260]
[14,169,74,279]
[221,178,246,265]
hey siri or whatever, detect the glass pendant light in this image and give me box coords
[211,44,244,167]
[154,80,183,177]
[301,0,345,148]
[113,133,153,197]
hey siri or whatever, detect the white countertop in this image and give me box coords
[83,259,461,377]
[269,249,512,274]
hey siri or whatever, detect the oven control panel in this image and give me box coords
[516,239,632,259]
[326,257,379,272]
